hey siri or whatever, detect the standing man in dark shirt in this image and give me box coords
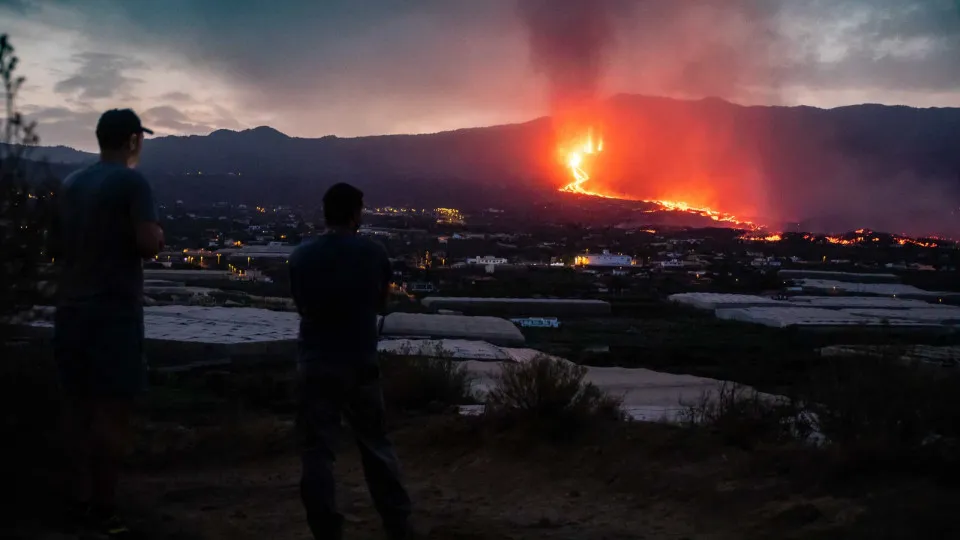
[289,183,413,540]
[53,109,164,537]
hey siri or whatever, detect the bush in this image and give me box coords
[380,351,476,413]
[800,355,960,471]
[680,382,805,448]
[484,356,624,439]
[680,354,960,478]
[0,35,57,337]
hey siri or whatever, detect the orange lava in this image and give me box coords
[739,233,782,242]
[738,231,942,247]
[558,128,760,230]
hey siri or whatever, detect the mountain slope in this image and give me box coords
[19,96,960,234]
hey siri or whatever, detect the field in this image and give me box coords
[524,303,960,392]
[4,306,960,540]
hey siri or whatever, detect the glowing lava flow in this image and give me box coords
[560,128,605,196]
[737,230,947,247]
[558,129,760,230]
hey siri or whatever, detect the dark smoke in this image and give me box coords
[517,0,630,111]
[518,0,960,236]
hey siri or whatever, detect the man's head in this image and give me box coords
[323,182,364,230]
[96,109,153,168]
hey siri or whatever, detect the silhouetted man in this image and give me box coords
[289,183,413,540]
[53,109,164,537]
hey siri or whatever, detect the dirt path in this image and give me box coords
[126,420,729,540]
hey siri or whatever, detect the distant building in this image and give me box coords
[219,241,294,261]
[751,257,782,268]
[232,268,273,283]
[510,317,561,328]
[405,282,437,294]
[574,250,634,267]
[658,259,684,269]
[467,255,508,265]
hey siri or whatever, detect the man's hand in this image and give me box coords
[136,222,165,259]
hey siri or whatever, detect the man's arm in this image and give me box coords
[47,194,64,264]
[378,248,392,312]
[289,250,305,316]
[128,171,164,259]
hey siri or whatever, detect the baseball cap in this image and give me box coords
[95,108,153,148]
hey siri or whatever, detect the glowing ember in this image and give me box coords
[738,231,945,247]
[557,129,760,230]
[739,233,782,242]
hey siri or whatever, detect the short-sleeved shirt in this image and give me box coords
[55,161,159,312]
[289,232,392,371]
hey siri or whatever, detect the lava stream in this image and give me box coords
[558,130,759,230]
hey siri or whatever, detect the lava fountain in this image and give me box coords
[559,127,606,196]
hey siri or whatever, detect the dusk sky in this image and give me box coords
[2,0,959,151]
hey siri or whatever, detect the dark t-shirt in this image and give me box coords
[289,233,391,368]
[55,162,159,312]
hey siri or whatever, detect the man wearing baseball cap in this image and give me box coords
[53,108,164,537]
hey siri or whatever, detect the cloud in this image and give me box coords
[20,104,100,148]
[21,0,541,137]
[140,104,237,135]
[53,52,145,101]
[7,0,960,148]
[56,0,960,105]
[159,91,191,102]
[770,0,960,92]
[0,0,35,14]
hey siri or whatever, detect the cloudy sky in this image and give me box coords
[2,0,959,150]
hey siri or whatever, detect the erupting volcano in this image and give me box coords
[555,128,762,230]
[521,0,767,232]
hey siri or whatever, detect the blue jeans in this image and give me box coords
[296,364,412,540]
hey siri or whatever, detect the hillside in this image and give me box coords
[17,96,960,234]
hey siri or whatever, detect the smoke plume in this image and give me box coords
[517,0,629,112]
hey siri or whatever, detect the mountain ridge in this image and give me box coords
[9,95,960,235]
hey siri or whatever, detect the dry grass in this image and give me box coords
[484,356,624,441]
[380,352,476,413]
[680,382,807,448]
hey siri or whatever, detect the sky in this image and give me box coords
[2,0,960,151]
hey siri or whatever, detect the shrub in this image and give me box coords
[680,381,805,448]
[0,35,57,338]
[799,355,960,471]
[484,355,624,439]
[380,348,476,413]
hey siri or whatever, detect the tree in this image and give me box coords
[0,34,57,340]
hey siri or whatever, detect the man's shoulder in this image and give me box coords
[356,235,387,253]
[65,163,147,188]
[62,163,98,188]
[290,237,316,258]
[105,165,148,186]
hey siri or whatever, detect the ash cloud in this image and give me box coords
[517,0,631,111]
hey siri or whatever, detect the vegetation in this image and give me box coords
[380,345,476,413]
[0,34,57,336]
[681,354,960,480]
[484,355,624,439]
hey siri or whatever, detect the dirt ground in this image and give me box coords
[4,351,959,540]
[127,420,713,540]
[96,411,953,540]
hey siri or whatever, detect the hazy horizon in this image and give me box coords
[3,0,959,150]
